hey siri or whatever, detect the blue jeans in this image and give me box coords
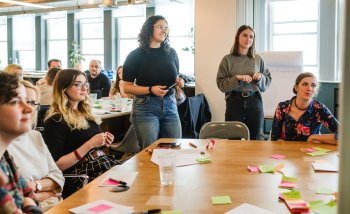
[131,93,182,149]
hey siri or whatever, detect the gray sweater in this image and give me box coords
[216,54,272,99]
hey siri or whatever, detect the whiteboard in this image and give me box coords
[259,51,303,118]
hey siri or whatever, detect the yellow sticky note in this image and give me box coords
[211,196,232,205]
[259,164,275,173]
[282,190,302,200]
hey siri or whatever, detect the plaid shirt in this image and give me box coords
[271,97,339,141]
[0,151,40,214]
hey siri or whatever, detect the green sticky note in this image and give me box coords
[307,151,328,156]
[309,200,325,210]
[313,147,332,153]
[162,211,183,214]
[93,104,102,108]
[211,196,232,205]
[282,190,302,200]
[259,164,275,173]
[196,157,211,163]
[313,204,337,214]
[316,187,333,195]
[282,175,298,182]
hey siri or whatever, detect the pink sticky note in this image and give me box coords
[102,179,120,186]
[247,165,260,172]
[88,204,113,212]
[306,148,317,152]
[270,154,286,159]
[279,181,296,188]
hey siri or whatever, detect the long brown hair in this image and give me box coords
[110,65,123,96]
[230,25,256,58]
[46,69,100,129]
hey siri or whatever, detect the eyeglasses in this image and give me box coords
[71,82,90,90]
[154,25,169,32]
[26,100,40,110]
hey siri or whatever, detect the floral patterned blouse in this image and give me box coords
[271,97,339,141]
[0,151,42,214]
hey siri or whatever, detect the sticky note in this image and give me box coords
[282,175,298,182]
[275,163,285,172]
[316,187,334,195]
[161,211,183,214]
[279,181,296,189]
[196,157,211,163]
[87,204,113,212]
[309,200,325,210]
[211,196,232,205]
[102,179,120,186]
[306,148,317,152]
[270,154,286,159]
[259,164,275,173]
[313,147,332,153]
[282,190,302,200]
[247,165,260,172]
[307,151,328,156]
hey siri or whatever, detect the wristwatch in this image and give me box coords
[35,180,42,192]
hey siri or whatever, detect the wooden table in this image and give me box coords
[46,139,338,213]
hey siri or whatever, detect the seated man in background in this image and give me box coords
[85,59,111,98]
[36,59,62,86]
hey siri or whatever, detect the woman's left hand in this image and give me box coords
[252,72,262,81]
[176,77,185,88]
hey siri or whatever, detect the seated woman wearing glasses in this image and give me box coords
[0,73,42,213]
[8,80,64,212]
[43,69,120,198]
[271,72,339,144]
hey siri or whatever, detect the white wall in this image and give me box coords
[195,0,236,121]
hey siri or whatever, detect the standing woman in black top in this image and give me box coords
[216,25,272,140]
[123,15,183,149]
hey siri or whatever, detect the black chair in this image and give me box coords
[199,121,250,140]
[36,105,50,133]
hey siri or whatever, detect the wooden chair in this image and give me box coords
[199,121,250,140]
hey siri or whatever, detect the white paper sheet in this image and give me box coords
[151,149,203,166]
[312,162,339,172]
[99,171,138,187]
[69,199,134,214]
[224,203,275,214]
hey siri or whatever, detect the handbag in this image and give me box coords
[175,86,186,105]
[62,148,121,198]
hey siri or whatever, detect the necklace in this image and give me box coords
[294,99,308,111]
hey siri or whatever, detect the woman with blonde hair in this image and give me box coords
[43,69,120,198]
[8,80,64,211]
[4,64,24,80]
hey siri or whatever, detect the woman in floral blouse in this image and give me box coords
[271,72,338,144]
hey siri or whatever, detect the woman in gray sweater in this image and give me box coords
[216,25,272,140]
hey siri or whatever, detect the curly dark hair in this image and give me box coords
[138,15,171,55]
[0,72,19,104]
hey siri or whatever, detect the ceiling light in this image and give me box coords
[99,0,118,8]
[0,0,54,9]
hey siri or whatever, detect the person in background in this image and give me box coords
[38,67,61,106]
[37,59,62,86]
[43,69,119,198]
[216,25,272,140]
[0,72,42,214]
[109,65,132,98]
[123,15,183,149]
[3,63,23,80]
[85,59,111,98]
[271,72,339,144]
[8,80,64,212]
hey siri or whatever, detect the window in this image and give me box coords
[268,0,319,75]
[77,9,104,71]
[114,6,146,67]
[46,12,67,69]
[156,0,195,76]
[13,14,35,70]
[0,17,7,68]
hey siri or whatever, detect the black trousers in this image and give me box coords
[225,92,264,140]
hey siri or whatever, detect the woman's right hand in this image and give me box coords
[236,75,253,83]
[151,85,168,97]
[87,132,114,149]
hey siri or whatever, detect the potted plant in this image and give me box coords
[182,27,195,54]
[69,40,85,70]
